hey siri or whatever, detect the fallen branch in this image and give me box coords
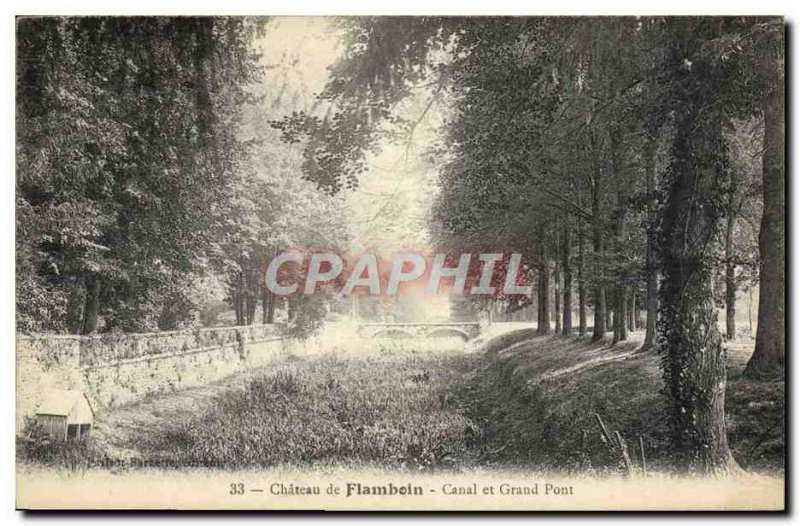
[614,430,633,476]
[592,412,634,477]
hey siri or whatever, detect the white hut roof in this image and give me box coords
[36,389,94,418]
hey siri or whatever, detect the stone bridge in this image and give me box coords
[356,322,481,341]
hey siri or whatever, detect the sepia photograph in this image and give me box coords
[12,9,786,512]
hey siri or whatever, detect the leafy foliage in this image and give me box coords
[17,17,265,333]
[273,16,782,472]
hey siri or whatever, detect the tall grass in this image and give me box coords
[133,345,479,470]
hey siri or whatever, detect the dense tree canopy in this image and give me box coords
[275,16,784,473]
[17,17,267,333]
[16,17,351,336]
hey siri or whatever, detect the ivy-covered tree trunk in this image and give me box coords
[658,80,737,473]
[746,27,785,379]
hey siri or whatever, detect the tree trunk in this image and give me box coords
[246,293,256,325]
[658,77,737,473]
[725,202,737,340]
[262,288,269,325]
[613,288,627,344]
[643,136,658,350]
[554,255,562,335]
[589,132,606,341]
[591,200,606,339]
[562,222,573,335]
[235,270,246,326]
[81,274,100,335]
[264,246,279,324]
[746,27,785,379]
[67,279,86,335]
[537,257,550,335]
[611,128,627,345]
[266,289,276,323]
[634,291,643,329]
[536,269,543,331]
[578,219,587,336]
[628,289,636,332]
[724,148,739,341]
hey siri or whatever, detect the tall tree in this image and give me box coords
[642,134,659,350]
[17,17,265,333]
[562,220,573,335]
[746,22,785,378]
[656,20,741,473]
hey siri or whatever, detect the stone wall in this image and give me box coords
[16,325,293,432]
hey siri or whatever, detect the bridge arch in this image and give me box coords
[425,328,470,341]
[371,328,414,339]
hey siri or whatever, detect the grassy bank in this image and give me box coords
[22,328,782,477]
[453,330,784,474]
[127,343,478,470]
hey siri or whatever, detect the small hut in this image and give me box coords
[35,389,94,441]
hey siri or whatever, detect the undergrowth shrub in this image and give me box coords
[17,417,100,472]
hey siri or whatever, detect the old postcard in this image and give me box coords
[15,15,785,511]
